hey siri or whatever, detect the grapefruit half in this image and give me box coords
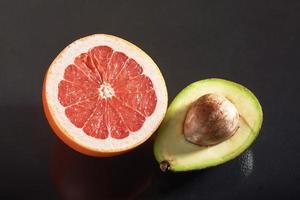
[43,34,168,157]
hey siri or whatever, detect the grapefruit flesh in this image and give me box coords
[58,46,156,139]
[43,34,168,156]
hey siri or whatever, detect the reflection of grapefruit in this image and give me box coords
[43,34,168,156]
[51,139,155,200]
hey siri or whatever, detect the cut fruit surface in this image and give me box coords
[154,78,263,172]
[43,34,168,156]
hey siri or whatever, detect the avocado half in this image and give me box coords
[154,78,263,172]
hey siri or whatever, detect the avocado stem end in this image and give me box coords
[160,161,170,172]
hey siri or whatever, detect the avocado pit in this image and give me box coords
[183,93,239,146]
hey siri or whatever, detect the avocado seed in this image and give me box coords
[183,93,239,146]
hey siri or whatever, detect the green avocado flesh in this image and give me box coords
[154,78,263,172]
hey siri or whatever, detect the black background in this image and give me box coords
[0,0,299,199]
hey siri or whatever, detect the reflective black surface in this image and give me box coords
[0,0,299,199]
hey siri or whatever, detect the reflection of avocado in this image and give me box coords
[154,78,263,172]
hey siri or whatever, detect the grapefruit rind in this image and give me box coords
[43,34,168,156]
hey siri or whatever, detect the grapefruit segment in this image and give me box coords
[141,89,157,116]
[114,75,154,93]
[64,64,98,87]
[107,101,130,139]
[74,53,102,84]
[115,75,157,116]
[112,61,143,88]
[43,34,168,156]
[125,59,144,78]
[107,51,128,82]
[82,99,109,139]
[58,80,98,107]
[89,46,113,82]
[111,97,145,132]
[65,96,99,128]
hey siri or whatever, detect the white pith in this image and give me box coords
[99,82,114,99]
[45,34,168,152]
